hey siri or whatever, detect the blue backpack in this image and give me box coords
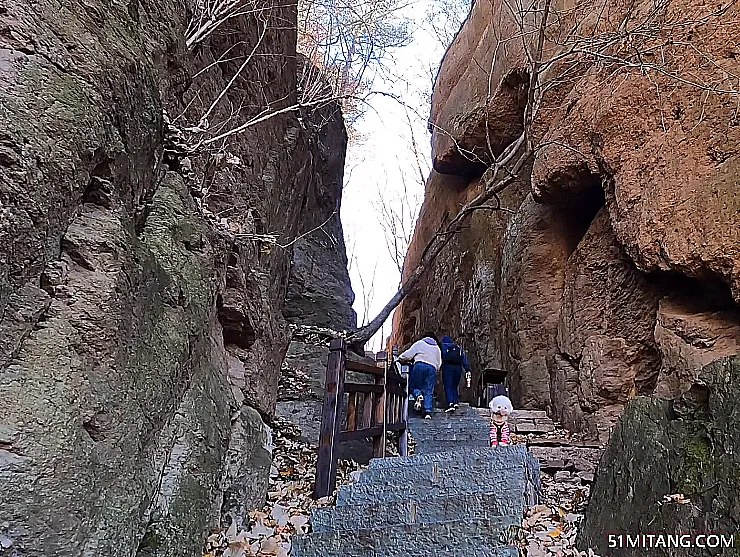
[442,343,463,365]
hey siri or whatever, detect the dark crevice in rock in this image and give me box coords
[648,269,737,312]
[134,202,153,236]
[227,250,238,268]
[83,158,115,209]
[672,383,710,420]
[135,528,161,557]
[82,411,111,442]
[217,294,256,349]
[562,185,605,257]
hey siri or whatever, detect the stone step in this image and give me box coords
[407,430,490,443]
[368,445,534,471]
[292,517,519,557]
[408,416,489,428]
[411,409,485,420]
[510,409,549,419]
[426,403,479,415]
[432,409,483,419]
[409,420,490,435]
[470,408,557,434]
[513,420,556,434]
[529,444,603,475]
[409,411,488,422]
[311,492,524,533]
[356,453,530,487]
[337,467,525,506]
[415,440,490,454]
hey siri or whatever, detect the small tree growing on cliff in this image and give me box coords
[297,0,413,128]
[346,0,740,347]
[177,0,418,155]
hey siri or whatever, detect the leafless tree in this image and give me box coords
[424,0,473,50]
[347,0,740,346]
[372,171,422,276]
[180,0,415,149]
[297,0,413,126]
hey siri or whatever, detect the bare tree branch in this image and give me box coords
[347,0,552,346]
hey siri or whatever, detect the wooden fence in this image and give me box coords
[314,338,408,499]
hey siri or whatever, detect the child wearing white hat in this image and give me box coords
[489,395,513,447]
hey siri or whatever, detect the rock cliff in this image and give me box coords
[393,0,740,441]
[0,1,352,555]
[580,356,740,556]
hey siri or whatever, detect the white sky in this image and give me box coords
[341,3,455,350]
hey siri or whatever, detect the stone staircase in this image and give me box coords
[292,405,540,557]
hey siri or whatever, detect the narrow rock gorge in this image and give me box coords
[0,0,353,555]
[2,0,739,553]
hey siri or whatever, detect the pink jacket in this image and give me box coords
[490,421,511,446]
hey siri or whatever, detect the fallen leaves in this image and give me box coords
[517,423,604,557]
[547,526,563,539]
[201,360,371,557]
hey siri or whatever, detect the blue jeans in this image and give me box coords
[409,362,436,413]
[442,364,462,406]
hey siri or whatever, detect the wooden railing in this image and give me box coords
[314,338,408,499]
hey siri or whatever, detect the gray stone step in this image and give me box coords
[408,418,489,431]
[363,445,541,507]
[408,414,488,426]
[415,440,490,454]
[408,425,489,439]
[408,430,490,443]
[356,453,526,487]
[368,445,533,471]
[311,492,524,533]
[337,467,526,506]
[430,404,481,417]
[292,517,519,557]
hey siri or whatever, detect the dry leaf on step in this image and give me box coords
[548,527,562,538]
[260,536,281,555]
[289,515,309,532]
[222,545,247,557]
[246,523,274,539]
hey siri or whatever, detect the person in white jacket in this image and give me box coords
[399,332,441,419]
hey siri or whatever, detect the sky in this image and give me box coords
[340,1,463,351]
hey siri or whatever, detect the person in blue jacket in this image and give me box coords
[440,335,471,413]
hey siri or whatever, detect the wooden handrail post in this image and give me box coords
[395,346,409,457]
[314,338,347,499]
[372,351,387,458]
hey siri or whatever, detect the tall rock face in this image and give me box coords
[0,1,351,556]
[277,88,356,444]
[282,88,356,332]
[580,356,740,556]
[277,94,356,452]
[392,0,740,440]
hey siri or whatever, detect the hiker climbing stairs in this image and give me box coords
[292,404,541,557]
